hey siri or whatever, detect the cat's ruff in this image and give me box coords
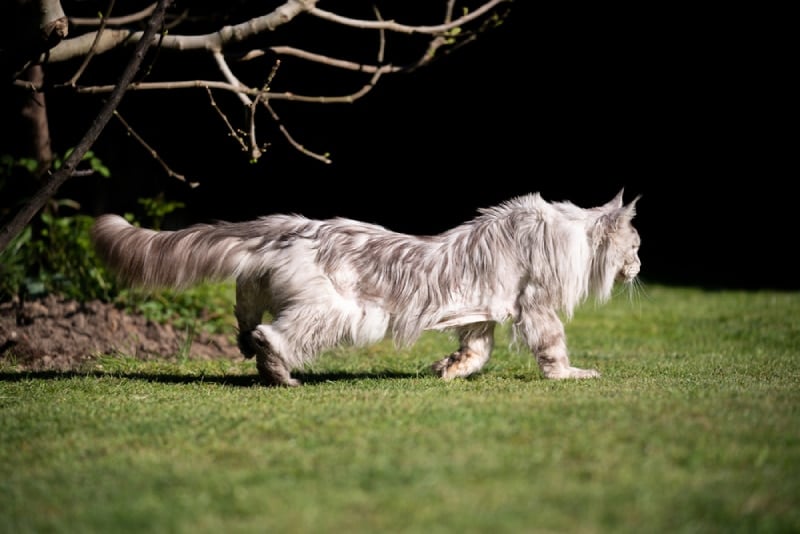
[91,191,641,386]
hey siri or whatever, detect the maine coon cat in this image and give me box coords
[91,190,641,386]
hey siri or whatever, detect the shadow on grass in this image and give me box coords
[0,369,423,387]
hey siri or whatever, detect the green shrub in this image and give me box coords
[0,225,34,301]
[1,152,116,301]
[0,208,118,302]
[0,153,234,335]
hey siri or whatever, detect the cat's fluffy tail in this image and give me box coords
[91,214,251,290]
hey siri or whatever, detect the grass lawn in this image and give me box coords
[1,285,798,533]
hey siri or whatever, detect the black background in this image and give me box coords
[3,3,794,289]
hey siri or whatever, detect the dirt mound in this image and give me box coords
[0,295,242,371]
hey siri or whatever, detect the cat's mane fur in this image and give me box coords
[92,191,641,386]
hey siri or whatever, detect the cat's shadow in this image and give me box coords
[0,369,423,387]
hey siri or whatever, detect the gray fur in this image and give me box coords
[91,191,641,386]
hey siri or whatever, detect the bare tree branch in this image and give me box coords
[213,47,334,165]
[268,46,402,74]
[212,51,251,107]
[70,2,156,26]
[37,0,511,63]
[308,0,506,34]
[65,79,387,104]
[41,0,319,63]
[6,0,511,180]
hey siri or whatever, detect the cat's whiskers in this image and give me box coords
[623,277,648,316]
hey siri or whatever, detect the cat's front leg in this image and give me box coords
[518,307,600,379]
[432,322,496,380]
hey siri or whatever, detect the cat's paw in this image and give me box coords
[569,367,601,379]
[256,366,302,387]
[263,376,302,388]
[431,349,485,380]
[544,366,601,379]
[431,353,458,379]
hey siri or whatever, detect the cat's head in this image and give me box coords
[591,190,641,295]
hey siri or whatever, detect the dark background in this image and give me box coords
[3,3,794,290]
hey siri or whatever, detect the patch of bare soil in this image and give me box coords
[0,295,241,371]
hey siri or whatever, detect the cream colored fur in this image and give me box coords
[91,190,641,386]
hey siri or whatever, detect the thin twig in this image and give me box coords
[66,0,116,86]
[265,60,281,91]
[70,3,156,26]
[112,110,197,187]
[416,0,457,67]
[268,46,402,74]
[163,8,190,31]
[247,115,262,161]
[262,101,331,164]
[204,86,248,153]
[254,5,391,166]
[411,2,510,70]
[212,51,263,160]
[247,61,281,162]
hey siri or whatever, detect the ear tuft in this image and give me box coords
[624,194,642,218]
[598,189,625,211]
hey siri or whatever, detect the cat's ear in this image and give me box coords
[609,195,640,227]
[592,194,640,245]
[622,194,641,220]
[598,189,625,211]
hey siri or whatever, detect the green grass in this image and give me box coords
[1,285,798,533]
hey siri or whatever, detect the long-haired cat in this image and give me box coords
[91,190,641,386]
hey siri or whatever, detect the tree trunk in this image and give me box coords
[17,64,53,175]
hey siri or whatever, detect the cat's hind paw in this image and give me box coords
[431,349,487,380]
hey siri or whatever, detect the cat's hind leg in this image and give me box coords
[234,278,300,387]
[432,322,496,380]
[250,324,301,387]
[234,277,271,359]
[247,304,355,387]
